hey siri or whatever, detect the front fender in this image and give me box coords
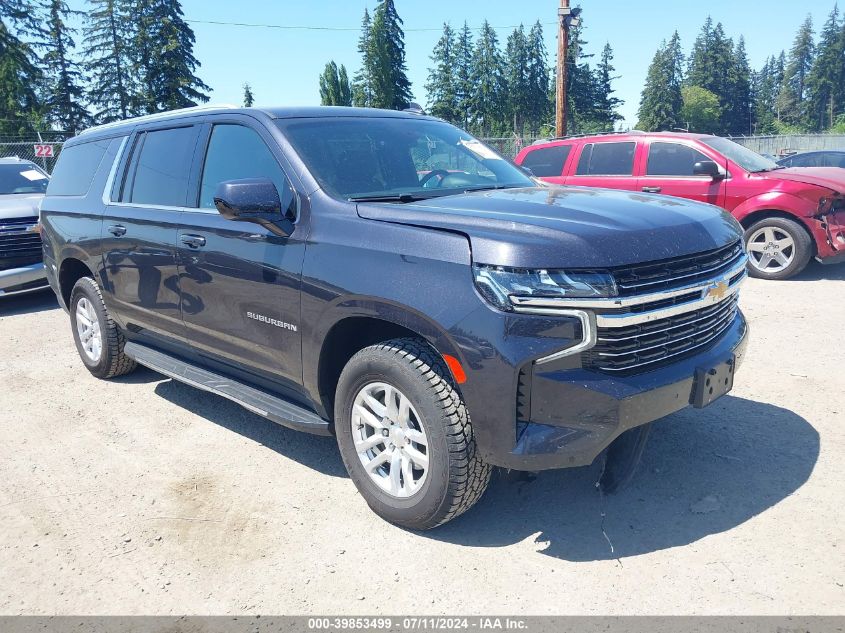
[732,191,818,224]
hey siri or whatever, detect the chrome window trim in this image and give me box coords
[534,310,597,365]
[101,136,129,206]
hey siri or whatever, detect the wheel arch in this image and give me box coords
[738,209,817,256]
[58,257,95,309]
[311,308,466,424]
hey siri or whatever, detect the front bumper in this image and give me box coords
[0,262,48,297]
[503,312,748,470]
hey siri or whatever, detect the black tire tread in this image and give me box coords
[72,277,137,379]
[745,216,813,280]
[354,337,491,529]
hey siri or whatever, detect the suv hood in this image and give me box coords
[356,186,742,269]
[0,193,42,221]
[761,167,845,192]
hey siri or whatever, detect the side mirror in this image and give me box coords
[693,160,724,179]
[213,178,293,237]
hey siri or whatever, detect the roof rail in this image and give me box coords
[78,104,240,136]
[546,129,645,142]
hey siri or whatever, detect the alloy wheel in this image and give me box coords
[75,297,103,363]
[746,226,795,273]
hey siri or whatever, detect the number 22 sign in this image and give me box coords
[34,144,54,158]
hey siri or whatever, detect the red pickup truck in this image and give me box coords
[515,132,845,279]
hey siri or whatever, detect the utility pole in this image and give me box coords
[556,1,580,138]
[555,0,569,138]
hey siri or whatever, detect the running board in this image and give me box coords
[124,342,331,436]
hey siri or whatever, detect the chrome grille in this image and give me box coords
[583,294,740,374]
[0,217,42,269]
[611,240,744,295]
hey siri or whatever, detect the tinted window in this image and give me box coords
[126,126,197,206]
[827,153,845,168]
[701,136,776,173]
[576,142,635,176]
[199,124,293,210]
[47,139,111,196]
[521,145,571,177]
[788,153,823,167]
[647,142,712,176]
[0,163,49,194]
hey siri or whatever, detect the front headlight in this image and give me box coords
[473,264,617,312]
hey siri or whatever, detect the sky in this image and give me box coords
[67,0,841,130]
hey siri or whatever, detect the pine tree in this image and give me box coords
[525,21,550,135]
[0,1,42,136]
[503,25,530,134]
[42,0,91,135]
[753,55,782,134]
[805,6,843,131]
[454,22,474,128]
[242,82,254,107]
[425,23,459,123]
[686,18,736,134]
[726,36,752,135]
[637,32,684,132]
[468,20,505,136]
[351,9,373,107]
[319,61,352,106]
[777,14,815,127]
[126,0,210,114]
[594,43,623,131]
[83,0,132,123]
[368,0,412,110]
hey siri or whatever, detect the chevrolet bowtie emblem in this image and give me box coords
[706,281,729,300]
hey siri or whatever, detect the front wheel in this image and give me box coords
[744,217,813,280]
[334,338,491,530]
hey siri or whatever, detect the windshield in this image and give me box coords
[701,136,780,173]
[0,163,49,194]
[278,117,533,201]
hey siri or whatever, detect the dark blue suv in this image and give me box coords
[40,106,748,529]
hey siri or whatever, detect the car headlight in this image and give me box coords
[473,264,617,312]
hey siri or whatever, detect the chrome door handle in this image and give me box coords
[180,234,206,249]
[642,186,662,193]
[107,224,127,237]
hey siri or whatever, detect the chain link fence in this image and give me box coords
[0,141,65,173]
[479,137,546,158]
[727,134,845,157]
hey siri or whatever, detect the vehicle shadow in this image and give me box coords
[426,395,819,561]
[152,377,346,478]
[0,288,58,316]
[788,260,845,281]
[145,380,818,561]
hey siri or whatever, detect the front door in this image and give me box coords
[100,125,200,342]
[638,141,726,207]
[176,122,305,389]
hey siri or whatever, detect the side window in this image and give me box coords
[790,153,822,167]
[124,126,197,206]
[646,142,712,176]
[198,124,294,211]
[46,138,113,196]
[521,145,571,177]
[576,142,635,176]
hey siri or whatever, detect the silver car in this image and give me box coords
[0,157,50,297]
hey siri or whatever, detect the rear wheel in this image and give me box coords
[69,277,137,379]
[334,338,491,530]
[744,217,812,280]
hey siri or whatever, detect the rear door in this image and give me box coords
[564,141,639,190]
[175,118,306,390]
[100,124,201,342]
[639,141,727,207]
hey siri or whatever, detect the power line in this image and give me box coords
[184,18,557,33]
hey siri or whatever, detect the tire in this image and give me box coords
[334,338,492,530]
[598,423,653,493]
[69,277,137,379]
[744,217,813,280]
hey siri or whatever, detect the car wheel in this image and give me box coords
[69,277,137,379]
[334,338,492,530]
[744,217,812,280]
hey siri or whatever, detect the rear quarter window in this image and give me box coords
[46,138,113,196]
[520,145,571,177]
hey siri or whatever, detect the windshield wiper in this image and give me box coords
[462,184,520,193]
[348,193,429,203]
[752,166,785,173]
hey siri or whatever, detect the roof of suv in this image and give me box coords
[75,104,437,142]
[0,157,39,166]
[534,131,715,145]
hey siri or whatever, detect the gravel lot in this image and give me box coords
[1,263,843,615]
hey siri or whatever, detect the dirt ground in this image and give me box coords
[1,263,843,616]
